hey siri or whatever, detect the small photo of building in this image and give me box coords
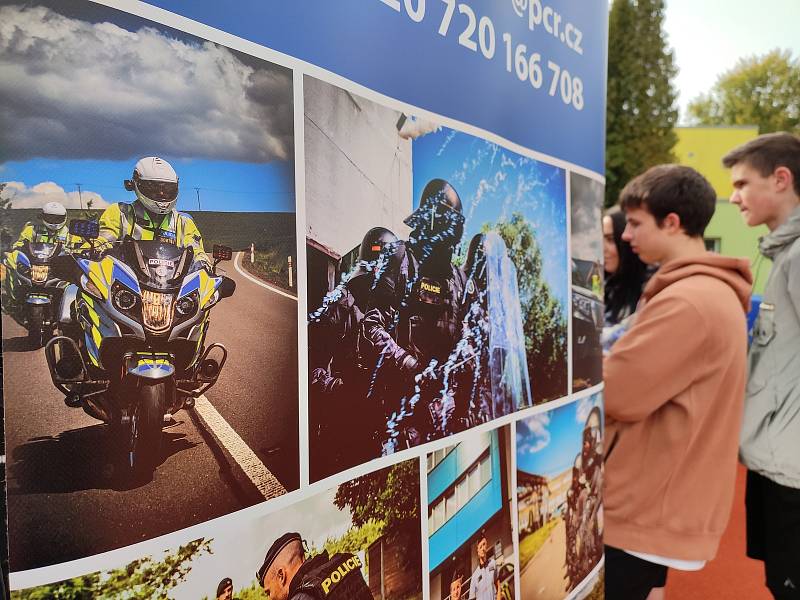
[427,425,517,600]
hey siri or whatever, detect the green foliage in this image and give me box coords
[0,183,17,251]
[321,519,385,558]
[486,213,567,402]
[518,517,561,569]
[606,0,678,207]
[334,461,421,579]
[688,49,800,134]
[12,539,211,600]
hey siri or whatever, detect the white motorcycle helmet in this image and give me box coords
[126,156,179,215]
[41,201,67,232]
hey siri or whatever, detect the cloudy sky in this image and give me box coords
[570,173,603,264]
[0,0,295,212]
[665,0,800,121]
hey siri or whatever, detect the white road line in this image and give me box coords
[193,394,287,500]
[233,252,298,301]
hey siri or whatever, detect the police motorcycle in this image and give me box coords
[3,240,70,348]
[44,219,236,478]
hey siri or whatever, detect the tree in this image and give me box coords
[486,213,567,402]
[688,49,800,134]
[606,0,678,207]
[334,460,421,583]
[12,539,211,600]
[0,183,15,252]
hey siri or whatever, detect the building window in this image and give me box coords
[428,446,455,472]
[428,450,492,534]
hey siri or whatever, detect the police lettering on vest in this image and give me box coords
[293,551,374,600]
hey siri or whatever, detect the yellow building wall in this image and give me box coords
[675,126,770,294]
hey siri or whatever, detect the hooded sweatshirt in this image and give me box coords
[740,205,800,488]
[603,253,752,561]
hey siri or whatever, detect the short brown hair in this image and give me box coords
[722,132,800,195]
[619,165,716,237]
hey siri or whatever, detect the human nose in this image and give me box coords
[621,224,633,242]
[730,190,741,205]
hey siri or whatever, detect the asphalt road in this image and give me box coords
[521,520,569,600]
[3,252,299,572]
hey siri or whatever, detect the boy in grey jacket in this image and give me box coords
[724,132,800,600]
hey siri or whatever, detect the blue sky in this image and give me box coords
[412,128,568,308]
[516,394,602,479]
[0,1,295,213]
[1,158,295,213]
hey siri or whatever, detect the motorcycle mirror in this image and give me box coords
[212,245,233,262]
[218,276,236,299]
[124,179,135,192]
[69,219,100,240]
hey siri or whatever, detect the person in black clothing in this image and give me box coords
[308,227,399,478]
[257,532,373,600]
[358,178,467,448]
[603,209,649,325]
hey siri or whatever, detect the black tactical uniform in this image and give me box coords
[288,551,374,600]
[308,228,399,478]
[359,179,467,446]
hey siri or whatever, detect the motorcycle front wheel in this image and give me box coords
[128,381,165,480]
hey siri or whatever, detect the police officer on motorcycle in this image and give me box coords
[96,156,210,270]
[257,532,373,600]
[358,178,467,446]
[308,227,399,478]
[12,201,74,248]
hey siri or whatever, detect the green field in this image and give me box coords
[2,208,296,263]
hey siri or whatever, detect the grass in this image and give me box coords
[240,248,296,291]
[519,517,561,570]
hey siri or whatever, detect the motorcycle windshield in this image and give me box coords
[28,242,57,262]
[130,240,190,291]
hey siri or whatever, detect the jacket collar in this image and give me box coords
[760,205,800,259]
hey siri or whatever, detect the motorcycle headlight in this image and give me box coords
[175,292,198,317]
[31,265,49,283]
[142,290,174,333]
[113,285,138,311]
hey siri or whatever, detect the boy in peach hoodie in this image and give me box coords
[603,165,753,599]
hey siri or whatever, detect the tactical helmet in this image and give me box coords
[357,226,399,265]
[404,178,465,246]
[40,201,67,232]
[125,156,179,215]
[464,233,488,287]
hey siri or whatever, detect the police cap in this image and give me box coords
[257,532,302,585]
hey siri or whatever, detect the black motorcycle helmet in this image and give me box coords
[404,178,465,249]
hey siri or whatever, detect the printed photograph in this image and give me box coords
[516,394,603,599]
[10,459,423,600]
[427,424,517,600]
[0,0,299,571]
[570,174,604,391]
[306,76,568,481]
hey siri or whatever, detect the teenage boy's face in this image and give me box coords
[621,207,668,265]
[729,162,781,228]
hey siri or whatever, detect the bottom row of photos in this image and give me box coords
[11,394,604,600]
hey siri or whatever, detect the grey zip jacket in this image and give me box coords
[740,205,800,488]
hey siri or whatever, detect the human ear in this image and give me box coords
[662,212,681,233]
[773,166,793,193]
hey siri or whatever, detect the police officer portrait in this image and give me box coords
[515,394,604,599]
[305,77,569,482]
[8,459,423,599]
[0,0,300,572]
